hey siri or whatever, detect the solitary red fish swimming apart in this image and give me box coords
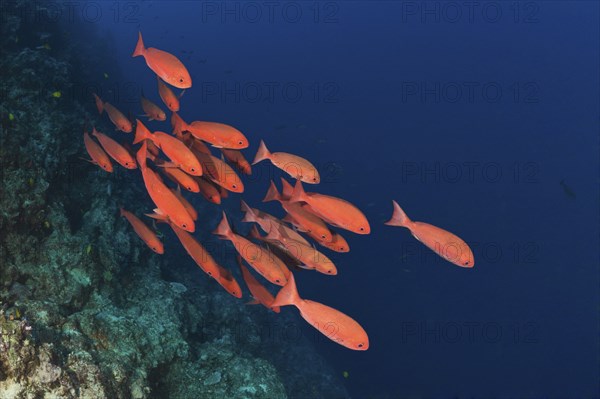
[385,200,474,268]
[132,31,192,89]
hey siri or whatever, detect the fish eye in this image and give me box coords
[464,261,470,265]
[208,272,212,276]
[327,270,332,274]
[187,186,192,190]
[190,168,196,172]
[238,140,243,145]
[152,246,156,251]
[321,234,326,239]
[232,184,237,189]
[275,279,280,283]
[358,343,364,348]
[359,227,365,231]
[182,223,187,228]
[339,247,345,251]
[179,78,184,83]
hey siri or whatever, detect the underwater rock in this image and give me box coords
[156,337,287,399]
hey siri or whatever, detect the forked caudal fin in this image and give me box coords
[252,140,271,165]
[262,180,281,203]
[133,119,152,144]
[145,208,169,222]
[280,177,294,199]
[384,200,411,227]
[212,211,233,239]
[132,31,145,57]
[289,180,309,203]
[240,200,256,223]
[270,273,301,308]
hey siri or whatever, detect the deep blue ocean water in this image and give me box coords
[78,1,599,397]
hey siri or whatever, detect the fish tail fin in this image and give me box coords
[145,208,169,222]
[92,93,104,114]
[252,140,271,165]
[132,31,145,57]
[91,126,99,138]
[133,119,151,144]
[289,180,308,203]
[280,177,294,198]
[212,211,233,239]
[262,180,281,203]
[240,200,256,223]
[271,273,300,308]
[384,200,411,227]
[119,207,126,217]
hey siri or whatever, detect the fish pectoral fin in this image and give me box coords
[79,157,97,165]
[156,161,179,168]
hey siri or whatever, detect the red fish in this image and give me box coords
[248,226,301,273]
[134,120,202,176]
[150,209,241,297]
[252,140,319,184]
[166,219,220,277]
[187,121,249,149]
[196,177,222,204]
[289,181,370,235]
[263,181,332,242]
[385,201,474,268]
[91,127,137,169]
[213,212,288,286]
[265,223,337,275]
[193,150,244,193]
[171,186,198,221]
[271,273,369,351]
[237,256,280,312]
[215,265,243,298]
[157,76,181,112]
[120,208,163,254]
[316,230,350,253]
[221,149,252,175]
[132,32,192,89]
[92,93,132,133]
[83,131,113,172]
[140,91,166,121]
[136,142,195,232]
[160,166,200,193]
[240,200,310,247]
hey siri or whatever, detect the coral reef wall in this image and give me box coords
[0,2,347,398]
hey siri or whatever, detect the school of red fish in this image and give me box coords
[83,32,475,351]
